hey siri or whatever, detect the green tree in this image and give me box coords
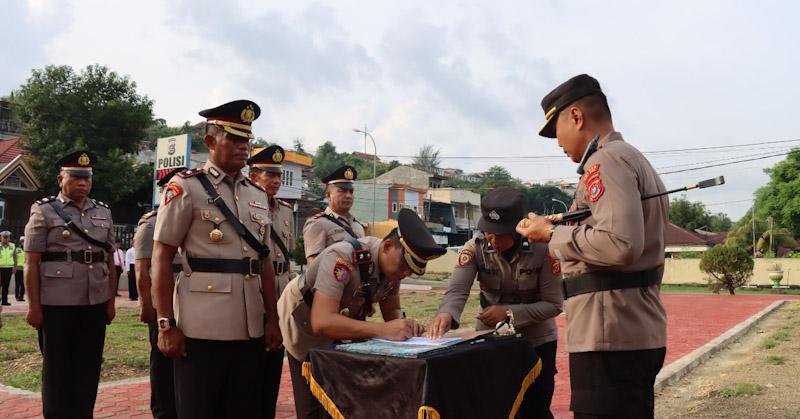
[478,166,516,189]
[522,185,573,215]
[699,245,754,294]
[292,236,307,272]
[754,149,800,236]
[669,197,732,232]
[707,212,733,232]
[14,64,153,209]
[293,137,311,156]
[412,144,441,174]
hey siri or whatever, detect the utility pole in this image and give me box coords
[769,216,774,255]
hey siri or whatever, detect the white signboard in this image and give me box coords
[152,134,191,207]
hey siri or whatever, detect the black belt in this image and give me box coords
[172,264,182,273]
[562,269,660,299]
[273,261,287,275]
[42,250,106,264]
[187,257,263,276]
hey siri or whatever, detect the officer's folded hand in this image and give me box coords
[427,312,453,340]
[380,318,422,341]
[477,304,508,326]
[158,328,187,358]
[515,212,554,243]
[265,320,283,351]
[26,305,44,330]
[139,303,156,324]
[105,300,116,325]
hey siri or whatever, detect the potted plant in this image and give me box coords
[767,263,783,288]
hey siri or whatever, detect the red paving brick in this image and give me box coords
[2,293,797,418]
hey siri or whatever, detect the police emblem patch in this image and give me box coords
[333,257,352,282]
[163,183,183,205]
[458,248,475,267]
[488,210,500,221]
[583,164,604,202]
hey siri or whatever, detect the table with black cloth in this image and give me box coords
[302,336,542,419]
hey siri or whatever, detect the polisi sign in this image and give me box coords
[152,134,191,207]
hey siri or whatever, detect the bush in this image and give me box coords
[699,245,754,295]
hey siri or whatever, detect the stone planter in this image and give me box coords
[768,270,784,288]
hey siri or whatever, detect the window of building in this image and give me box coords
[392,202,398,213]
[1,173,22,188]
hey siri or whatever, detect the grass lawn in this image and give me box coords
[0,308,151,392]
[1,292,481,391]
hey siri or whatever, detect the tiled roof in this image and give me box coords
[0,137,22,163]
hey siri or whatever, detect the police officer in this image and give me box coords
[279,208,446,418]
[428,187,563,418]
[246,145,295,418]
[151,100,282,419]
[15,236,25,301]
[303,165,365,264]
[0,231,16,305]
[23,150,117,418]
[133,167,186,419]
[517,74,668,418]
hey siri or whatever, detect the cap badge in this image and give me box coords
[273,149,283,163]
[78,153,91,166]
[344,168,354,180]
[240,104,256,123]
[488,210,501,221]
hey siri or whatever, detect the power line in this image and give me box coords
[375,138,800,160]
[658,152,790,175]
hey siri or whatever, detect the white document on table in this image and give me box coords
[371,336,463,347]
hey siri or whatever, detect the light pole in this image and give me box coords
[353,128,377,226]
[551,198,569,213]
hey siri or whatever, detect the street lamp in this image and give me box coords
[353,127,377,226]
[551,198,569,213]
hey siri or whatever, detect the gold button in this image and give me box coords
[207,285,213,291]
[84,229,89,233]
[87,246,92,250]
[214,217,221,223]
[88,265,93,270]
[82,213,86,217]
[56,271,61,275]
[235,195,239,201]
[243,246,248,252]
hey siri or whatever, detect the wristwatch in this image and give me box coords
[157,317,177,331]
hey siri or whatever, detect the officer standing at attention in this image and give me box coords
[303,165,365,264]
[516,74,668,419]
[15,236,25,301]
[133,167,186,419]
[23,150,117,418]
[0,231,16,305]
[428,187,563,418]
[151,100,282,419]
[279,208,446,418]
[246,145,295,418]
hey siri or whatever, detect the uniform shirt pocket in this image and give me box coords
[188,273,232,293]
[330,228,350,242]
[42,262,73,279]
[478,269,502,291]
[516,267,541,291]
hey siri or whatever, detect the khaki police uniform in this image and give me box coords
[279,236,398,418]
[538,74,668,419]
[439,186,563,418]
[154,159,273,418]
[134,209,181,419]
[25,190,115,417]
[269,197,295,294]
[303,207,365,258]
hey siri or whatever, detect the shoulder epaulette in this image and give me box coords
[92,199,109,209]
[311,212,325,219]
[277,199,293,209]
[142,210,157,220]
[177,168,204,179]
[246,177,267,192]
[35,196,56,205]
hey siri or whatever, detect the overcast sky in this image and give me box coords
[4,0,799,220]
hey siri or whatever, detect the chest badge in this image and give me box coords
[209,222,224,242]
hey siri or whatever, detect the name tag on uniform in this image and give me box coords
[90,215,107,220]
[249,201,268,210]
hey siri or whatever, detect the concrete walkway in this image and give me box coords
[2,293,797,418]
